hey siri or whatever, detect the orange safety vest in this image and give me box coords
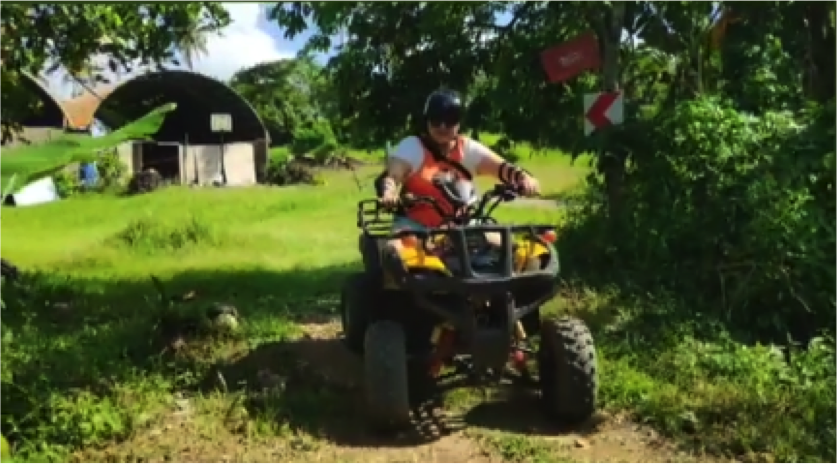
[402,136,469,228]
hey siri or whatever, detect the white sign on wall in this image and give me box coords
[210,113,232,133]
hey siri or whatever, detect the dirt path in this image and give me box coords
[80,320,718,463]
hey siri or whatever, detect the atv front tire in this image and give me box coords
[538,316,598,424]
[364,320,411,431]
[340,273,374,355]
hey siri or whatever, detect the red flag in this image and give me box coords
[540,32,601,84]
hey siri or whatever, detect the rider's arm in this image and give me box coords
[379,136,423,197]
[463,138,529,184]
[376,158,411,197]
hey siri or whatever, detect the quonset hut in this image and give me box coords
[2,72,74,147]
[63,70,269,185]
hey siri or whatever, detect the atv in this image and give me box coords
[340,180,598,431]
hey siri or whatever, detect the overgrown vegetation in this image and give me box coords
[0,4,229,142]
[53,150,130,198]
[1,1,835,463]
[273,1,837,462]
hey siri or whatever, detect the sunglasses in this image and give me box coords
[429,117,461,128]
[427,110,461,128]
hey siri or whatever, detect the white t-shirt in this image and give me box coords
[389,136,494,175]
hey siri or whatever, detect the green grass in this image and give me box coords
[0,159,584,463]
[1,155,833,463]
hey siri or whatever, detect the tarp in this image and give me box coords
[9,176,60,207]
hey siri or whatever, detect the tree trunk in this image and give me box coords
[805,3,836,102]
[600,3,627,220]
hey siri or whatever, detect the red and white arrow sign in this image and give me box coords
[583,92,624,136]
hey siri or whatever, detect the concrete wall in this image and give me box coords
[116,141,259,186]
[116,142,136,173]
[183,143,256,186]
[2,126,66,148]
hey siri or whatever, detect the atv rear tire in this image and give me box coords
[364,320,411,432]
[538,316,598,424]
[340,273,374,355]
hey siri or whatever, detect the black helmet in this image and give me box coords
[423,89,463,127]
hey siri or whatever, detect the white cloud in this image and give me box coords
[43,2,291,98]
[190,3,293,82]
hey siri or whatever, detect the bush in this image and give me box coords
[51,151,128,198]
[266,135,348,186]
[269,146,291,163]
[264,157,322,186]
[53,170,82,198]
[126,169,164,195]
[96,150,128,188]
[561,96,836,342]
[111,215,219,252]
[265,148,323,186]
[290,120,337,155]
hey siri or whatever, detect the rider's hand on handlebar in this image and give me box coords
[515,173,541,197]
[379,190,400,208]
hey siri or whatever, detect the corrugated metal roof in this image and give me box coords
[61,70,267,140]
[18,71,73,128]
[62,85,116,130]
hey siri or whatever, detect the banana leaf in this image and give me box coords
[0,103,176,198]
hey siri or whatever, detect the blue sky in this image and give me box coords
[160,3,312,82]
[49,3,310,98]
[48,3,532,101]
[48,3,521,98]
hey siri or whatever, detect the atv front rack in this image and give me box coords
[357,199,396,237]
[389,224,559,294]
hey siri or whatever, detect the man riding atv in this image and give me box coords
[376,89,542,275]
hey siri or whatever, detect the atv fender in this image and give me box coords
[399,246,450,275]
[514,239,550,272]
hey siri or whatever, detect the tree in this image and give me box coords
[63,60,102,98]
[270,2,648,148]
[270,0,836,346]
[175,23,212,70]
[229,57,334,146]
[0,3,231,137]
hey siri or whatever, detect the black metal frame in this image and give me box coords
[355,188,560,361]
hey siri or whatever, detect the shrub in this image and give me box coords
[96,150,128,188]
[50,151,128,198]
[53,169,82,198]
[264,157,320,186]
[111,216,219,252]
[290,120,337,155]
[561,96,836,342]
[126,169,164,195]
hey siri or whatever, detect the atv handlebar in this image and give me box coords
[380,183,528,224]
[478,183,529,218]
[357,183,534,234]
[356,184,560,295]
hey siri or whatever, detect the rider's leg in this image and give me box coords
[484,232,502,247]
[466,218,502,248]
[383,216,427,278]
